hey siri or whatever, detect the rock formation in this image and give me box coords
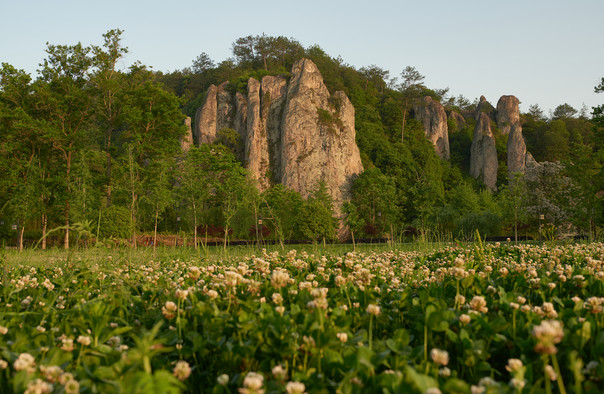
[474,95,495,121]
[193,58,363,224]
[414,96,450,160]
[495,95,535,177]
[180,117,194,152]
[448,110,466,132]
[470,113,498,190]
[495,95,520,135]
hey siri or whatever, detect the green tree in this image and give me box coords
[142,160,174,256]
[399,66,425,143]
[350,167,397,237]
[498,173,529,243]
[36,41,95,249]
[298,182,338,243]
[91,28,128,207]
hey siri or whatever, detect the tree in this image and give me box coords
[142,160,174,256]
[399,66,426,143]
[91,28,128,207]
[298,182,338,243]
[552,103,578,120]
[342,202,364,250]
[191,52,215,74]
[350,167,397,237]
[178,145,215,249]
[37,41,94,249]
[498,173,529,243]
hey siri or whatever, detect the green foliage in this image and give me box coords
[99,205,133,239]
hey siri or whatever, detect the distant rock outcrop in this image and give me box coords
[414,96,450,160]
[448,110,466,132]
[470,113,498,190]
[181,117,193,152]
[194,58,363,225]
[495,95,520,135]
[474,95,495,121]
[495,95,535,177]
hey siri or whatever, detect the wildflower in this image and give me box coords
[40,365,63,382]
[240,372,264,394]
[532,320,564,354]
[217,374,229,385]
[61,338,75,352]
[455,294,466,305]
[24,379,53,394]
[469,296,488,314]
[337,332,348,343]
[286,381,306,394]
[275,306,285,315]
[0,326,8,335]
[459,314,471,325]
[430,348,449,366]
[77,335,92,346]
[272,293,283,305]
[271,269,290,289]
[63,378,80,394]
[175,288,189,300]
[509,378,525,390]
[366,304,381,316]
[173,360,192,381]
[162,301,178,319]
[426,388,442,394]
[505,358,523,373]
[545,365,557,381]
[14,352,36,373]
[439,367,451,377]
[272,364,287,381]
[207,289,219,299]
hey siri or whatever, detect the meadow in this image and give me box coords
[1,241,603,393]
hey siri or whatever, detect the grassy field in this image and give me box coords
[1,241,603,393]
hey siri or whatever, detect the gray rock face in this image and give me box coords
[474,95,495,121]
[280,59,363,215]
[448,110,466,132]
[495,95,533,177]
[180,117,194,152]
[470,113,498,190]
[193,58,363,223]
[495,95,520,135]
[414,96,450,160]
[194,84,218,145]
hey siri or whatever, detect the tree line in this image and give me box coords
[1,31,603,250]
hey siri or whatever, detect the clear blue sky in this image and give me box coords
[2,0,603,115]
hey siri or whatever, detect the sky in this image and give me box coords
[2,0,603,115]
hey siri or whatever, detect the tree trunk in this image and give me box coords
[41,213,47,250]
[153,209,158,256]
[351,229,356,252]
[18,224,24,252]
[64,151,72,249]
[193,202,198,250]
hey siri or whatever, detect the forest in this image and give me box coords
[1,30,603,249]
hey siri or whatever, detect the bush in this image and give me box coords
[99,205,133,239]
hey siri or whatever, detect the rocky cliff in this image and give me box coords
[181,117,194,152]
[470,113,498,191]
[192,58,363,223]
[495,95,535,177]
[414,96,450,160]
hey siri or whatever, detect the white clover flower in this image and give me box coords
[285,381,306,394]
[77,335,92,346]
[14,352,36,373]
[366,304,380,316]
[430,348,449,366]
[272,364,287,381]
[337,332,348,343]
[532,320,564,354]
[505,358,523,373]
[173,360,192,381]
[217,374,229,385]
[24,379,53,394]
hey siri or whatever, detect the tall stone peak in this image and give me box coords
[448,110,466,132]
[414,96,450,160]
[470,112,498,191]
[495,95,520,135]
[193,58,363,231]
[474,95,495,121]
[180,117,194,152]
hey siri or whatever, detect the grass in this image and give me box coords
[2,240,455,267]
